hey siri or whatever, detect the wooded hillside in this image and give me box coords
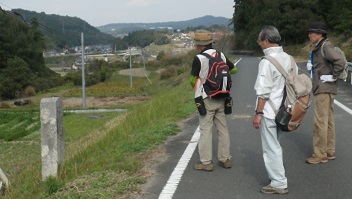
[232,0,352,50]
[0,9,64,99]
[12,9,116,49]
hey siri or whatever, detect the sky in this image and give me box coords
[0,0,235,27]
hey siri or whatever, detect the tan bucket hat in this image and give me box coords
[194,30,214,45]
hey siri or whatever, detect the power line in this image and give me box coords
[0,1,11,10]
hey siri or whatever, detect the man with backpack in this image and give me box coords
[189,29,237,171]
[252,26,292,194]
[306,22,346,164]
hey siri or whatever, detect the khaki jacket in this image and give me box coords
[311,38,345,95]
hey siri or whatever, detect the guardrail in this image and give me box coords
[348,62,352,84]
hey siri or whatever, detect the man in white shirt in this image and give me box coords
[252,26,292,194]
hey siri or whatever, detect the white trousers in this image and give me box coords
[260,117,287,188]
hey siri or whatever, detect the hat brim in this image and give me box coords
[194,40,214,46]
[307,28,327,34]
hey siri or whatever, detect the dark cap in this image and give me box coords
[307,22,327,34]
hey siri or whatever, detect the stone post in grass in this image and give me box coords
[0,167,9,194]
[40,97,64,181]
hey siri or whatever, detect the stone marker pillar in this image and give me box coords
[40,97,64,181]
[0,167,9,189]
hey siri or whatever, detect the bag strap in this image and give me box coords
[263,55,296,78]
[201,52,211,59]
[200,50,220,59]
[262,55,296,114]
[320,41,326,58]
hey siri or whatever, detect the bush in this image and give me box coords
[160,67,177,79]
[147,60,162,68]
[110,60,130,69]
[24,86,36,96]
[86,73,101,86]
[64,72,82,86]
[0,101,10,108]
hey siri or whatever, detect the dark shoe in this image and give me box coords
[260,185,288,194]
[193,162,213,171]
[219,159,232,168]
[327,152,335,160]
[306,156,328,164]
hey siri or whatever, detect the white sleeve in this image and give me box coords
[254,59,274,99]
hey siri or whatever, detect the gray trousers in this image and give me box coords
[260,117,288,188]
[198,98,231,164]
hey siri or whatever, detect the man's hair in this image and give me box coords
[204,43,213,48]
[259,26,281,44]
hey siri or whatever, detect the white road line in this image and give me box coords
[158,126,200,199]
[157,98,351,198]
[334,100,352,115]
[234,58,242,66]
[158,57,240,198]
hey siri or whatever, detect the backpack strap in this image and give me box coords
[201,50,220,59]
[201,52,211,59]
[320,41,326,58]
[262,55,296,114]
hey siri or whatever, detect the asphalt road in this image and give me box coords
[141,55,352,199]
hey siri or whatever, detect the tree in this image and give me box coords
[327,0,352,36]
[123,29,171,48]
[232,0,351,50]
[0,9,64,99]
[0,57,35,99]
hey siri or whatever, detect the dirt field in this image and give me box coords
[62,95,150,109]
[119,68,151,77]
[60,68,151,109]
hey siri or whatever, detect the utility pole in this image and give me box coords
[81,32,86,109]
[142,48,146,71]
[129,47,132,88]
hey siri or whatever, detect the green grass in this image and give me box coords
[0,64,196,198]
[0,111,40,141]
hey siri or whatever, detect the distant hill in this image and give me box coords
[11,9,116,48]
[9,10,232,47]
[98,15,232,37]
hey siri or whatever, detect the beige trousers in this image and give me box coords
[313,93,335,157]
[198,98,231,164]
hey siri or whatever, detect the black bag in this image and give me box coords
[195,96,206,115]
[275,106,292,130]
[224,96,233,115]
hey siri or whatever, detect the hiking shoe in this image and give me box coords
[327,152,336,160]
[219,159,232,168]
[306,156,328,164]
[260,185,288,194]
[193,162,213,171]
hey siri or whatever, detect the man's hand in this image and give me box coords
[252,114,262,129]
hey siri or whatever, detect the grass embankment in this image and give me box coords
[0,66,195,198]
